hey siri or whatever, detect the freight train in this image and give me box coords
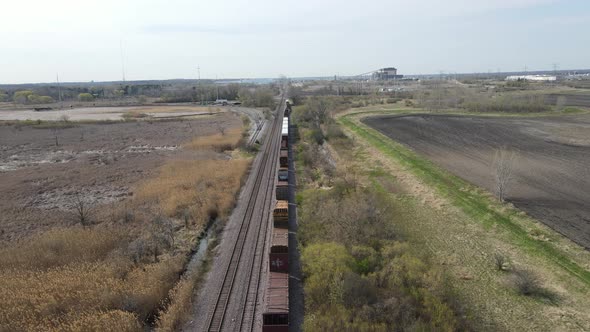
[262,103,292,332]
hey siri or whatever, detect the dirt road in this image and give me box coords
[364,114,590,249]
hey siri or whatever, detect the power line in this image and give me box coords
[56,73,62,105]
[120,40,126,82]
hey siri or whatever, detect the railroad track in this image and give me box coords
[205,93,286,332]
[237,130,276,331]
[247,120,265,146]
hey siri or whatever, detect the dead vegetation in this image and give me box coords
[0,227,184,331]
[0,118,251,330]
[183,127,243,152]
[133,159,249,220]
[295,97,470,331]
[492,148,518,202]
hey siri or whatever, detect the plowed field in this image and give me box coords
[364,114,590,249]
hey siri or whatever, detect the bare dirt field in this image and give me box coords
[363,114,590,249]
[0,114,239,243]
[0,105,223,121]
[545,93,590,107]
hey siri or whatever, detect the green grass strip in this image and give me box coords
[339,114,590,286]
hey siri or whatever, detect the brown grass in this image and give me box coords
[122,111,149,119]
[0,121,251,330]
[155,277,195,332]
[183,128,243,152]
[0,228,127,270]
[129,134,250,329]
[156,235,215,332]
[0,228,185,331]
[133,106,221,114]
[134,158,250,222]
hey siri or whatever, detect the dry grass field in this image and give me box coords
[0,113,251,331]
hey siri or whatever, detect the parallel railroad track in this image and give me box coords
[205,94,285,332]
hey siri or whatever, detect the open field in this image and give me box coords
[363,114,590,249]
[0,115,240,242]
[0,105,223,121]
[545,93,590,108]
[336,108,590,331]
[0,111,254,331]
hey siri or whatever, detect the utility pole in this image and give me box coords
[56,73,62,106]
[197,66,201,104]
[552,63,559,84]
[120,40,126,82]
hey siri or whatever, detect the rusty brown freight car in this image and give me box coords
[262,272,289,332]
[270,227,288,272]
[273,200,288,228]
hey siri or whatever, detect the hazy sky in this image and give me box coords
[1,0,589,83]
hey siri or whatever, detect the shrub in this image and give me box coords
[342,272,377,308]
[512,269,542,296]
[302,242,354,309]
[78,93,95,102]
[183,128,242,152]
[310,128,324,145]
[13,90,34,104]
[494,252,509,271]
[386,98,401,104]
[351,245,380,275]
[28,94,54,104]
[325,124,346,140]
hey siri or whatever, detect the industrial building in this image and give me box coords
[372,67,404,80]
[506,75,556,82]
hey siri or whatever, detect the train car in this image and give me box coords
[262,272,289,332]
[279,150,288,168]
[281,117,289,150]
[278,167,288,181]
[276,167,288,200]
[276,180,288,201]
[273,200,289,228]
[269,227,288,272]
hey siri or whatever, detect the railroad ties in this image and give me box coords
[205,95,289,332]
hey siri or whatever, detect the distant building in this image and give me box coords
[373,67,404,80]
[506,75,556,82]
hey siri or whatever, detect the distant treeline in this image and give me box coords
[0,81,280,108]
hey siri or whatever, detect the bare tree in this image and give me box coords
[492,148,517,202]
[52,128,60,146]
[149,215,175,262]
[215,122,226,136]
[72,192,94,226]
